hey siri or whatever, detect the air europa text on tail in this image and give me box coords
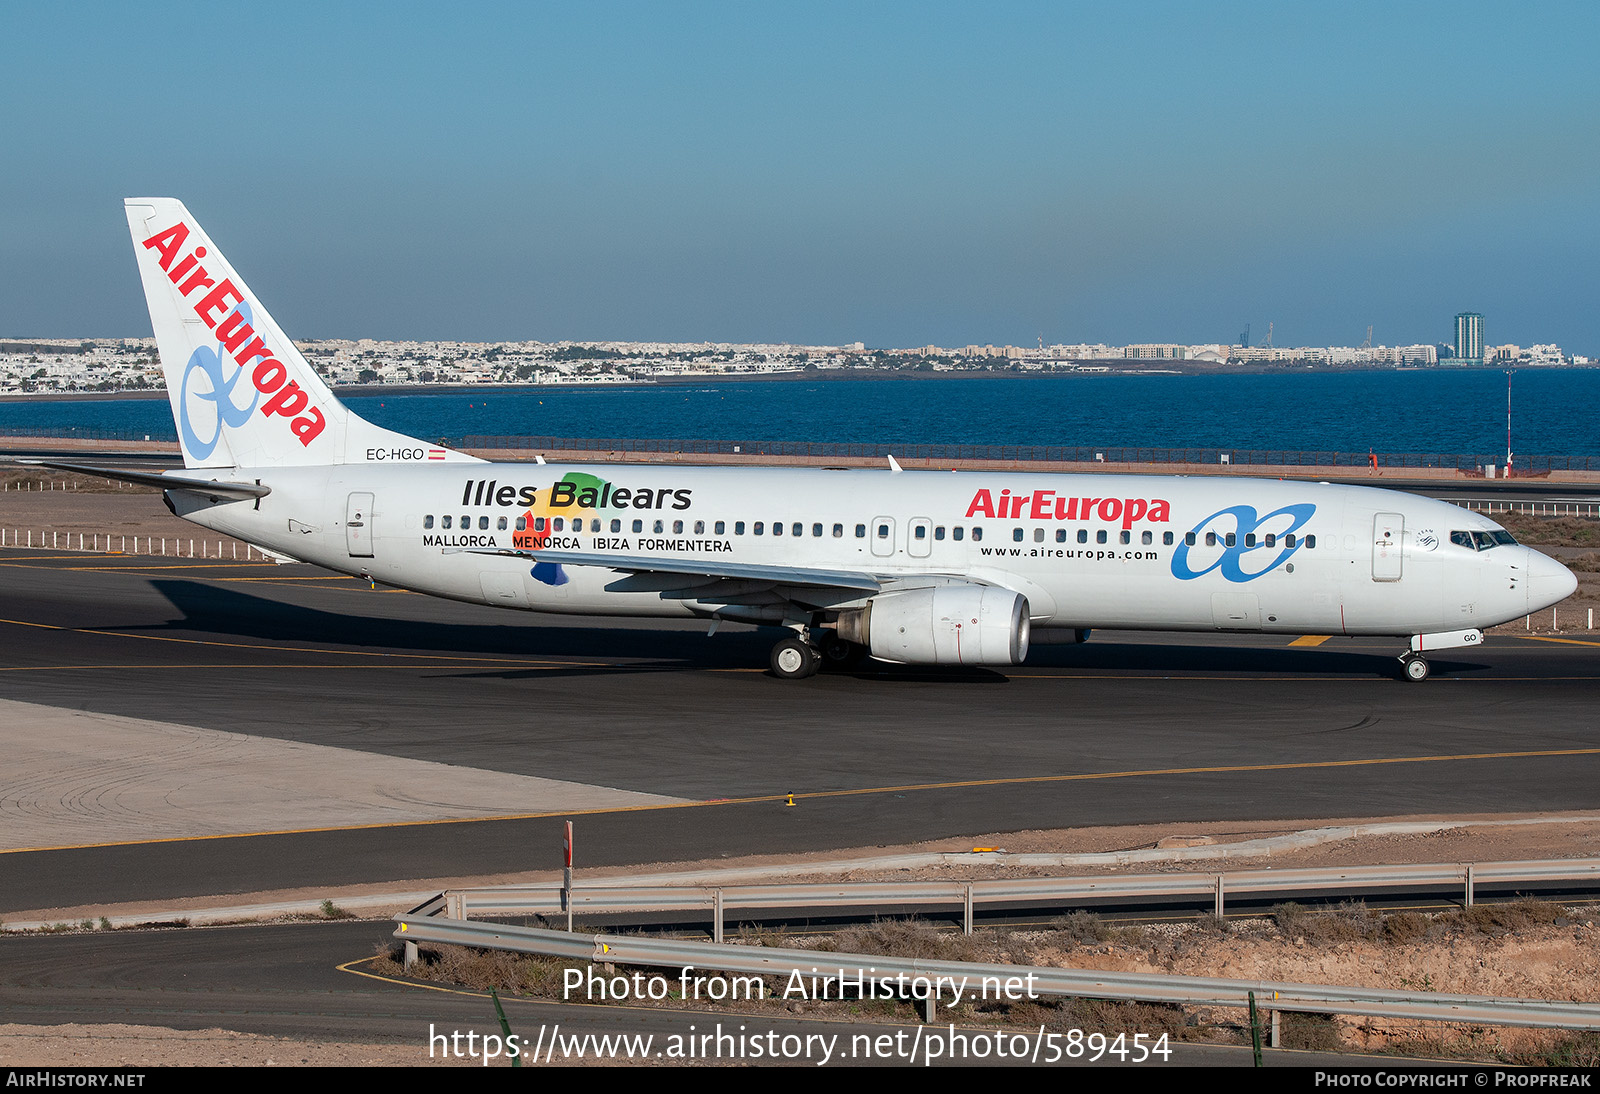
[141,221,327,446]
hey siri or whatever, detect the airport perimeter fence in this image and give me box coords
[0,527,268,561]
[0,425,175,443]
[460,435,1600,473]
[5,425,1600,472]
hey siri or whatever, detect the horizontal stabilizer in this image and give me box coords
[13,460,271,499]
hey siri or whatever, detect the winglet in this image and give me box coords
[887,454,903,474]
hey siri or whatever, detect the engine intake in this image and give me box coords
[837,586,1030,665]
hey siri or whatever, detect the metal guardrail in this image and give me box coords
[392,915,1600,1031]
[414,858,1600,938]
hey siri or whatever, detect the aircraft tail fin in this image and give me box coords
[124,198,480,469]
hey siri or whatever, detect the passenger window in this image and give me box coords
[1306,534,1317,549]
[424,515,434,529]
[653,520,664,534]
[812,523,823,537]
[498,516,508,530]
[1077,529,1088,544]
[1013,528,1024,542]
[935,526,945,541]
[443,515,453,529]
[1055,528,1066,543]
[754,522,764,535]
[1119,531,1131,545]
[673,520,683,534]
[516,517,526,531]
[1245,533,1256,547]
[832,523,843,537]
[1034,528,1045,542]
[1142,530,1152,545]
[1163,532,1173,545]
[477,516,488,530]
[953,527,965,541]
[1225,533,1236,547]
[553,517,564,531]
[877,524,889,539]
[1186,532,1196,546]
[632,519,643,533]
[792,522,803,537]
[972,527,983,542]
[1096,530,1107,544]
[735,521,745,535]
[694,521,704,534]
[773,522,783,536]
[715,521,725,535]
[534,517,546,532]
[855,524,866,538]
[460,514,469,529]
[1285,533,1296,548]
[916,526,928,540]
[1205,532,1216,547]
[611,519,621,533]
[1264,533,1275,548]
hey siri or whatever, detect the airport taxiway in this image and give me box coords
[2,548,1599,915]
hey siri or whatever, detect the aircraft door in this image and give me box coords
[907,517,932,558]
[1372,512,1403,581]
[870,516,896,558]
[346,492,375,558]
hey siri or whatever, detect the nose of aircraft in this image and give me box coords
[1525,548,1578,613]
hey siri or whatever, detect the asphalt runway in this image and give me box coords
[3,548,1600,914]
[0,921,1334,1066]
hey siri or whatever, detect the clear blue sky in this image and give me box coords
[4,1,1597,351]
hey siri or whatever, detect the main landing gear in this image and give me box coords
[769,630,867,679]
[770,635,820,679]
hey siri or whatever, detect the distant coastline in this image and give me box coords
[0,358,1565,405]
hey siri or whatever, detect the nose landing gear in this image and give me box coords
[1400,653,1430,682]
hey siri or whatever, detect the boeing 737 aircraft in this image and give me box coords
[31,199,1579,680]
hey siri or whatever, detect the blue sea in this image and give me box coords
[2,370,1597,459]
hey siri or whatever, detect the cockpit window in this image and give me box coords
[1451,531,1475,549]
[1492,530,1518,546]
[1473,531,1497,551]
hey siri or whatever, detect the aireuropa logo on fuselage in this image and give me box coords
[141,222,327,459]
[1171,503,1316,582]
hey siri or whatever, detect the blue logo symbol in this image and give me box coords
[530,562,569,586]
[178,303,259,460]
[1170,503,1316,583]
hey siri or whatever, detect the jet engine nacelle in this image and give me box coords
[837,585,1030,665]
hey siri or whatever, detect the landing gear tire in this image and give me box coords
[1401,655,1430,682]
[771,636,820,679]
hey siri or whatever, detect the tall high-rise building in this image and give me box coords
[1455,312,1484,362]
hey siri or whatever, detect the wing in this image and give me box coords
[525,549,880,592]
[445,546,901,613]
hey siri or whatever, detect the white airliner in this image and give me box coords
[34,198,1579,680]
